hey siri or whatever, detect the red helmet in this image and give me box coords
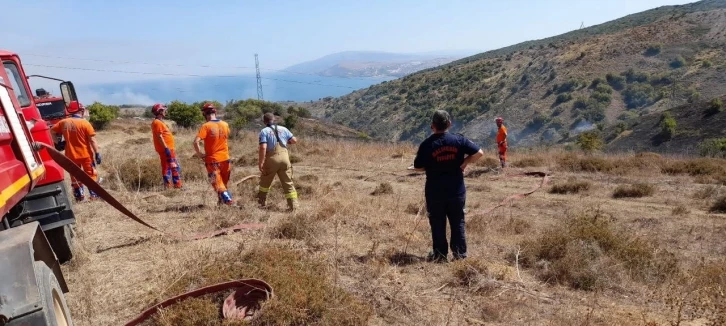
[495,117,504,124]
[151,103,167,116]
[67,101,85,114]
[201,102,216,115]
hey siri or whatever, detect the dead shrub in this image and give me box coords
[693,185,721,200]
[154,246,372,326]
[662,158,726,177]
[556,153,613,173]
[672,205,690,216]
[271,214,319,240]
[518,208,678,290]
[710,196,726,213]
[612,183,655,198]
[178,156,207,182]
[661,260,726,325]
[137,125,152,133]
[512,156,545,168]
[500,217,531,235]
[406,203,422,215]
[115,157,160,191]
[371,182,393,196]
[450,258,489,287]
[233,151,259,166]
[475,157,500,168]
[549,178,592,194]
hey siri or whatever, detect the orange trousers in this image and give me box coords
[70,157,98,201]
[158,149,182,188]
[498,144,507,167]
[205,160,232,204]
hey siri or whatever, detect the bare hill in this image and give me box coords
[309,0,726,152]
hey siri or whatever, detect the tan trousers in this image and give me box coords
[258,143,298,209]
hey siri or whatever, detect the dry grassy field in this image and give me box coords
[59,118,726,326]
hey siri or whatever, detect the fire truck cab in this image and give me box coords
[1,50,79,264]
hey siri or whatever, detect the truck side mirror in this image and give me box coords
[59,81,77,107]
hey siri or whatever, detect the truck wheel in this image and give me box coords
[45,224,74,264]
[35,262,74,326]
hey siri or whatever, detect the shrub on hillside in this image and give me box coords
[283,114,298,130]
[612,183,655,198]
[623,83,658,109]
[659,111,677,141]
[575,131,604,153]
[706,98,723,115]
[87,102,119,130]
[670,56,686,69]
[623,69,650,84]
[606,73,626,91]
[555,79,580,94]
[555,93,573,105]
[115,158,159,191]
[644,44,662,56]
[167,100,204,128]
[698,138,726,158]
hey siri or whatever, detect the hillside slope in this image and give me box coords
[309,0,726,151]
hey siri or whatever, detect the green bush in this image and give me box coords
[622,69,650,84]
[659,112,677,141]
[555,79,580,94]
[283,114,298,130]
[644,44,662,56]
[87,102,118,130]
[575,131,604,153]
[670,56,686,69]
[623,83,657,109]
[698,138,726,158]
[706,98,723,115]
[288,106,312,118]
[167,100,204,128]
[606,73,626,91]
[555,93,573,105]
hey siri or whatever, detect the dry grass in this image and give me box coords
[370,182,394,195]
[150,246,372,326]
[58,119,726,326]
[612,183,655,198]
[518,208,678,291]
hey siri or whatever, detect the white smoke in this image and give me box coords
[573,119,595,133]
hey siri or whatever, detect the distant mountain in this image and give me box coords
[285,51,472,78]
[308,0,726,153]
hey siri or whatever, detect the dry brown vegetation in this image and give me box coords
[60,119,726,325]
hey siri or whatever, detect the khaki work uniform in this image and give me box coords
[258,125,298,210]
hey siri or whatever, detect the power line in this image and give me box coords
[22,63,359,89]
[19,53,377,81]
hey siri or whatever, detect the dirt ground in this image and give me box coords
[59,118,726,326]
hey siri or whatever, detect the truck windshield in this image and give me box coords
[36,100,67,119]
[2,61,31,107]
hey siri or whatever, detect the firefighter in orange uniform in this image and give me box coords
[150,103,182,189]
[496,117,507,168]
[51,101,101,202]
[193,103,234,205]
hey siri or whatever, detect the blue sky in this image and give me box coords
[3,0,696,102]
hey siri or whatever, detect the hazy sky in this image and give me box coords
[3,0,696,86]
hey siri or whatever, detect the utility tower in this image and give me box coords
[255,54,264,100]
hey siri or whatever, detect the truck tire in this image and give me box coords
[45,224,74,264]
[35,261,74,326]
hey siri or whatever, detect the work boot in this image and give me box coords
[257,192,268,207]
[286,198,299,212]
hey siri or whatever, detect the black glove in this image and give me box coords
[95,152,102,165]
[55,140,66,151]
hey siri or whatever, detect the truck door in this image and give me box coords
[1,64,44,186]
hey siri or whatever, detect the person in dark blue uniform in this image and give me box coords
[412,110,484,262]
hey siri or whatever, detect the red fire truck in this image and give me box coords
[0,50,77,325]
